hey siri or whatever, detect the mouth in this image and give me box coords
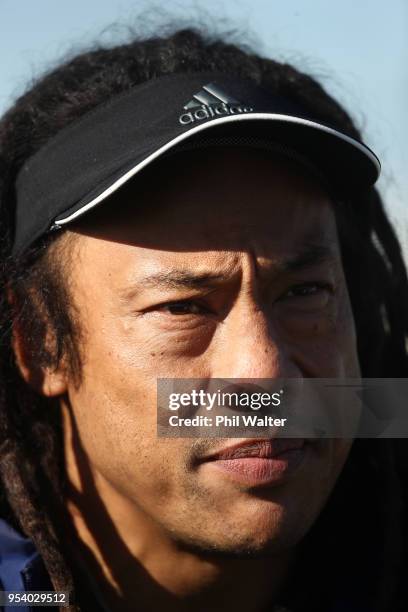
[199,438,310,487]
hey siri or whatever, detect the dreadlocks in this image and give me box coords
[0,27,407,612]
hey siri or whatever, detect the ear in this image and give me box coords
[10,292,68,397]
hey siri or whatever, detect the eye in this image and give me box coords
[159,300,211,316]
[283,282,333,299]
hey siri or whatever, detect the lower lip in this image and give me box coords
[204,447,308,487]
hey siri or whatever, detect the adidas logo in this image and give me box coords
[179,83,254,125]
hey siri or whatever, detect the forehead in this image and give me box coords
[69,146,339,259]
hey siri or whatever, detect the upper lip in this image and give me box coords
[201,438,306,462]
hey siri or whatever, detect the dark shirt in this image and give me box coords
[0,518,53,611]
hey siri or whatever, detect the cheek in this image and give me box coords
[292,440,352,514]
[286,439,353,533]
[67,327,156,482]
[283,291,360,377]
[68,374,185,507]
[334,289,361,376]
[66,316,195,507]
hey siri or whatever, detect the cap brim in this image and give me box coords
[53,112,380,226]
[14,72,381,256]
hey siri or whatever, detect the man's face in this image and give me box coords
[61,147,360,555]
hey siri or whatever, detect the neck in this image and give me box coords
[66,477,292,612]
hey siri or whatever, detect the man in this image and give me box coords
[0,27,406,612]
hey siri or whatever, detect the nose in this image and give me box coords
[212,303,302,380]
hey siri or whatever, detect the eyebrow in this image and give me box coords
[120,242,337,302]
[283,243,336,272]
[135,271,227,290]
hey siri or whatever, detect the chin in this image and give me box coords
[173,507,307,559]
[223,494,318,549]
[176,530,296,559]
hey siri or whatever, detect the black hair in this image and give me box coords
[0,27,407,611]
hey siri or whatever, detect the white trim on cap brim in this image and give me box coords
[54,112,381,226]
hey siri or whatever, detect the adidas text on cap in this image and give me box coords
[14,72,381,255]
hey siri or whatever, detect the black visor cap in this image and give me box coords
[14,72,381,255]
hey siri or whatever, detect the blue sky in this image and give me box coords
[1,0,407,255]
